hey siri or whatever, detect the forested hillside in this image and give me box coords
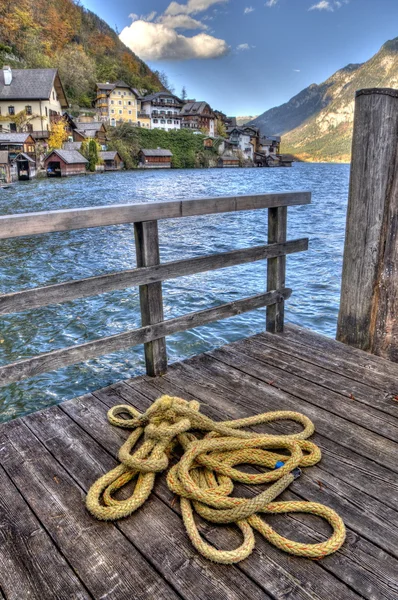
[0,0,163,107]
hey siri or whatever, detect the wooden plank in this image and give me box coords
[285,324,398,385]
[0,192,311,239]
[0,289,291,387]
[251,329,398,410]
[267,206,287,332]
[235,335,398,422]
[67,388,356,600]
[0,419,179,600]
[0,239,307,315]
[134,221,167,376]
[0,465,91,600]
[28,403,271,600]
[337,89,398,360]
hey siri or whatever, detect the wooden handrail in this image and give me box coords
[0,239,308,314]
[0,192,310,239]
[0,192,311,384]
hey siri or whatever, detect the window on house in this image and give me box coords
[8,106,15,115]
[111,100,114,104]
[0,125,2,131]
[45,107,48,116]
[153,119,158,123]
[174,121,179,125]
[10,123,17,131]
[26,124,33,132]
[25,105,32,115]
[160,119,166,124]
[167,120,172,124]
[111,109,115,114]
[118,91,121,95]
[119,110,122,114]
[118,101,122,105]
[128,101,131,105]
[128,110,132,115]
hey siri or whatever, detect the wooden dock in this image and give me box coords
[1,324,398,600]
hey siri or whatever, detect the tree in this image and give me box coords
[56,46,96,106]
[181,86,187,101]
[216,119,227,138]
[81,138,102,172]
[48,119,68,149]
[154,70,175,94]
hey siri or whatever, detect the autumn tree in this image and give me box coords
[57,46,96,107]
[48,119,68,149]
[216,119,227,138]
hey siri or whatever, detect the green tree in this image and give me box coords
[216,119,227,138]
[181,86,187,101]
[81,138,102,171]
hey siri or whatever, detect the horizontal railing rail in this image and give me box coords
[0,192,311,386]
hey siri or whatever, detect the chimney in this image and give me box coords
[3,66,12,86]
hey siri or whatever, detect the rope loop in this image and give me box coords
[86,395,346,563]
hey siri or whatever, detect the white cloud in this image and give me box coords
[244,6,255,13]
[165,0,229,16]
[158,14,208,29]
[237,43,252,51]
[309,1,334,10]
[119,20,229,60]
[265,0,278,6]
[293,69,301,72]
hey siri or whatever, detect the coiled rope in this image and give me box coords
[86,395,346,564]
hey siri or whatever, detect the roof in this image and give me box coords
[180,102,213,117]
[0,68,68,106]
[63,142,82,151]
[31,130,50,140]
[76,122,104,131]
[96,81,140,98]
[99,151,120,161]
[15,152,35,162]
[141,149,173,157]
[0,133,33,143]
[46,149,88,164]
[260,136,281,145]
[141,92,183,104]
[0,150,9,163]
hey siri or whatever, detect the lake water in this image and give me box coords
[0,163,350,422]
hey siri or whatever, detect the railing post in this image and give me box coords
[337,88,398,361]
[266,206,287,332]
[134,220,167,376]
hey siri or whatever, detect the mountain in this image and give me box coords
[0,0,163,107]
[249,38,398,162]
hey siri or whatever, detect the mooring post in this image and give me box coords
[266,206,287,332]
[337,88,398,361]
[134,220,168,376]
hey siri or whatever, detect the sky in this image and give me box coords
[80,0,398,116]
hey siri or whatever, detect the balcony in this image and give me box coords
[138,112,150,119]
[152,100,182,108]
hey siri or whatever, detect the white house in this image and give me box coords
[140,92,183,131]
[228,127,259,161]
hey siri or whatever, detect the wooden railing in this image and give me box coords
[0,192,310,386]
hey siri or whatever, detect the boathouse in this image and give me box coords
[139,148,173,169]
[99,150,123,171]
[0,132,36,159]
[0,150,15,183]
[45,149,87,177]
[14,152,36,180]
[217,153,240,167]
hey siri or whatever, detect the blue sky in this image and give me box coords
[80,0,398,116]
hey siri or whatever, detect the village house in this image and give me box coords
[0,150,16,183]
[45,149,88,177]
[14,153,36,180]
[0,132,36,158]
[258,135,281,156]
[99,150,123,171]
[140,92,183,131]
[227,126,260,161]
[0,66,68,134]
[73,121,107,145]
[95,81,152,129]
[217,152,240,168]
[180,101,216,137]
[139,149,173,169]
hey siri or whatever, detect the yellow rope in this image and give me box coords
[86,395,346,564]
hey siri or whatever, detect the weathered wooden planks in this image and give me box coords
[0,239,307,315]
[337,88,398,360]
[0,192,311,239]
[0,289,291,386]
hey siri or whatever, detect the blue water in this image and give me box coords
[0,163,350,422]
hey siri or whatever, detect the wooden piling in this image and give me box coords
[337,88,398,361]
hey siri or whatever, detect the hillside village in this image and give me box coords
[0,66,292,183]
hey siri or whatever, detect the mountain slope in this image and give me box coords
[250,38,398,162]
[0,0,163,107]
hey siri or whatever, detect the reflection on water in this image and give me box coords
[0,163,349,421]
